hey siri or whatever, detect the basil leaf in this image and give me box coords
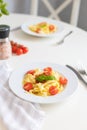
[36,74,56,83]
[0,0,9,17]
[1,8,9,15]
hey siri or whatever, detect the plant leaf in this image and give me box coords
[0,0,9,16]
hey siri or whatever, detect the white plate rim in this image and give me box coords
[21,17,64,37]
[9,62,78,104]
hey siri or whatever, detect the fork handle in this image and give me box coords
[64,31,73,39]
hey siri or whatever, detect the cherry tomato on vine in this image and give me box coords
[10,40,29,55]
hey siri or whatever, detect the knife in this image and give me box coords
[66,65,87,86]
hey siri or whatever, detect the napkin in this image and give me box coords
[0,61,45,130]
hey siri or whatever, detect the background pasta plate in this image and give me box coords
[9,62,78,104]
[21,16,64,37]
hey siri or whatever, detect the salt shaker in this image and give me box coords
[0,25,12,60]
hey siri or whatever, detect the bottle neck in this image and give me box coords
[0,38,9,43]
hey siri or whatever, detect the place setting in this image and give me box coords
[0,60,79,130]
[11,16,73,45]
[8,62,78,104]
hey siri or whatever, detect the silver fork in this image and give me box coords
[78,69,87,76]
[57,30,73,44]
[76,62,87,76]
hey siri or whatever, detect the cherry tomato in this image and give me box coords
[49,25,55,31]
[44,67,52,72]
[43,71,51,76]
[22,47,29,54]
[18,44,24,49]
[43,67,52,75]
[16,48,23,55]
[12,45,17,53]
[23,82,33,91]
[26,70,35,75]
[35,28,41,33]
[59,77,68,85]
[49,86,58,95]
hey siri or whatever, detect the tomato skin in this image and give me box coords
[43,67,52,75]
[16,48,23,55]
[44,67,52,72]
[35,28,41,33]
[26,70,35,75]
[49,25,55,31]
[23,82,33,91]
[49,86,58,95]
[12,45,17,53]
[59,77,68,85]
[22,47,29,54]
[43,71,51,76]
[19,45,24,49]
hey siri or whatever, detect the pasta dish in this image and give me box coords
[22,67,68,96]
[29,22,57,34]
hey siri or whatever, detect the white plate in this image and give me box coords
[21,17,64,37]
[9,62,78,104]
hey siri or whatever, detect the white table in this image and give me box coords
[0,13,87,130]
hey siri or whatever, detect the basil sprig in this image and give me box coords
[0,0,9,17]
[36,74,56,83]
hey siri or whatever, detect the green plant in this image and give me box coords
[0,0,9,17]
